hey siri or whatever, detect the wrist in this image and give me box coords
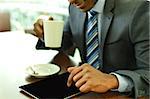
[109,74,119,89]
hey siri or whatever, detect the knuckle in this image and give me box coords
[80,86,90,93]
[81,63,89,69]
[73,76,76,82]
[71,70,77,75]
[75,82,80,88]
[84,74,90,79]
[79,87,85,93]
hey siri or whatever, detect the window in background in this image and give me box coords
[0,0,69,31]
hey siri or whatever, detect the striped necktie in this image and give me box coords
[86,10,100,69]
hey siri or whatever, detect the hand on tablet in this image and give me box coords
[67,63,119,93]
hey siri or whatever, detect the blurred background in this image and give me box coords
[0,0,69,32]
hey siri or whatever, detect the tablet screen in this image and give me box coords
[19,72,81,98]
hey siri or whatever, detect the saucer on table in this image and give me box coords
[26,64,60,78]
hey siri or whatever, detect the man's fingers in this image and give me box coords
[73,68,87,82]
[67,67,82,87]
[67,67,76,73]
[33,23,43,38]
[75,74,87,88]
[79,82,90,93]
[37,19,43,26]
[33,16,54,38]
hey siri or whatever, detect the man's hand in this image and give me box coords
[33,17,53,38]
[67,63,119,93]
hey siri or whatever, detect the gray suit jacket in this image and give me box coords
[60,0,149,98]
[36,0,149,98]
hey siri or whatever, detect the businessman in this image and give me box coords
[33,0,149,98]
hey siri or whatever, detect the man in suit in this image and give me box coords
[33,0,149,98]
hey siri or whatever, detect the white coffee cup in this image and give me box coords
[43,20,64,48]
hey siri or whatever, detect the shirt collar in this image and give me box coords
[90,0,106,14]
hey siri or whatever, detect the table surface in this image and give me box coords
[0,31,142,99]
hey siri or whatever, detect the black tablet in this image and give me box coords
[19,72,81,99]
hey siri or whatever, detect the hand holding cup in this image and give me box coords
[33,17,54,38]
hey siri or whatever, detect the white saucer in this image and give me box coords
[26,64,60,78]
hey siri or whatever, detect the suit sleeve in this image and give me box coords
[60,9,76,55]
[115,1,150,98]
[61,16,75,52]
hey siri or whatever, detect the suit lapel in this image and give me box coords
[101,0,114,50]
[98,0,114,68]
[78,12,87,62]
[78,12,86,37]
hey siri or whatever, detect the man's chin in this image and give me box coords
[79,8,91,12]
[80,9,87,12]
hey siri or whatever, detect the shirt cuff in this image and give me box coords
[110,72,133,92]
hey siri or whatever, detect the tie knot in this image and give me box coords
[89,10,97,16]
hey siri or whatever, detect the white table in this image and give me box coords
[0,31,59,99]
